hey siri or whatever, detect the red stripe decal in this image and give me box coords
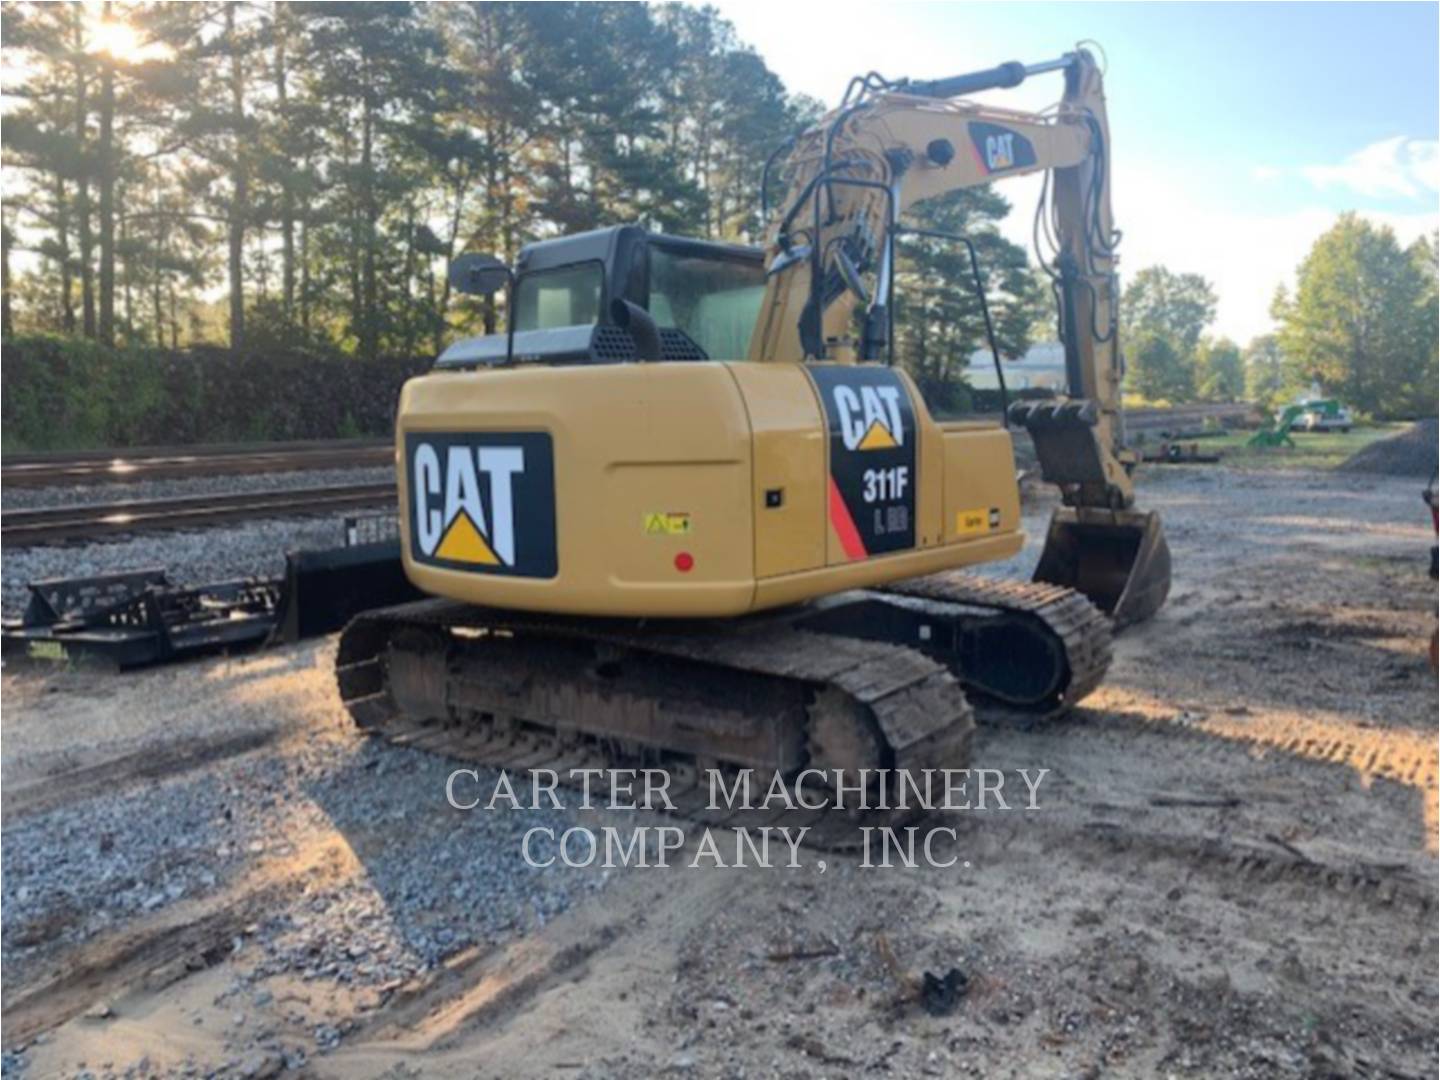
[828,476,868,561]
[967,134,989,175]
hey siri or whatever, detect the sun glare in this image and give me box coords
[87,14,167,62]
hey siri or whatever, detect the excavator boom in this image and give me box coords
[753,47,1170,626]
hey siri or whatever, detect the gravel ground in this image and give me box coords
[1338,417,1438,476]
[0,466,394,513]
[1,460,1435,1078]
[2,703,613,1072]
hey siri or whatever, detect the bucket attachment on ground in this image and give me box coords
[276,539,423,642]
[1032,507,1171,630]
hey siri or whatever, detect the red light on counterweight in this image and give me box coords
[674,552,695,572]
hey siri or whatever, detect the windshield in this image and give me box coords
[512,262,603,332]
[648,245,764,360]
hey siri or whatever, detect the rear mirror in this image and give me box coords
[449,253,512,297]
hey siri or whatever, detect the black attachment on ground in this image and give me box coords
[2,536,424,667]
[276,539,425,642]
[1,569,281,668]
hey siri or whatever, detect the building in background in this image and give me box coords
[966,341,1067,392]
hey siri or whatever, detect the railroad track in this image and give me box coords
[1125,402,1254,433]
[2,483,397,546]
[2,438,393,489]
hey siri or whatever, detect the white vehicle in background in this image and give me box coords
[1296,403,1352,433]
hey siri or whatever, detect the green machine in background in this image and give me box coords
[1248,399,1346,448]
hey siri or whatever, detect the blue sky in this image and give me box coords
[710,1,1440,343]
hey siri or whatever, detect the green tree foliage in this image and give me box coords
[1,1,810,355]
[1195,336,1244,402]
[1122,266,1217,356]
[1272,213,1438,418]
[1243,333,1286,410]
[1128,328,1191,404]
[1120,265,1217,402]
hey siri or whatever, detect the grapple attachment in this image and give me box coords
[1032,507,1171,630]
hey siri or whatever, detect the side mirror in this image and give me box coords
[449,253,512,297]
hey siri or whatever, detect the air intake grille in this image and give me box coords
[588,325,708,362]
[657,329,708,361]
[592,326,638,361]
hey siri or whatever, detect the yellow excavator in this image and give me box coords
[337,48,1170,831]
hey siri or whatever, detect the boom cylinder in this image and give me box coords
[907,54,1075,98]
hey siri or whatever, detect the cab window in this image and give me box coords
[513,263,603,331]
[648,245,764,360]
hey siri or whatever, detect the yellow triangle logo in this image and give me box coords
[435,511,501,565]
[857,420,899,450]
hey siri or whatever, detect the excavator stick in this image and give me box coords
[1033,507,1171,631]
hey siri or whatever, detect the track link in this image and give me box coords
[334,575,1109,847]
[336,599,975,849]
[878,571,1113,717]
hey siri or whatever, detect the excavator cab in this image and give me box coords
[439,227,766,370]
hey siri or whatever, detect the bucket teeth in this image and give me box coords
[1007,399,1098,428]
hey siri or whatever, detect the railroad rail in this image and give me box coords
[1125,402,1254,434]
[2,438,393,489]
[2,483,397,547]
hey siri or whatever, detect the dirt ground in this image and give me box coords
[3,462,1437,1079]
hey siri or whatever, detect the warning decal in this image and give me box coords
[405,431,557,578]
[807,365,917,559]
[643,512,691,535]
[956,506,1002,538]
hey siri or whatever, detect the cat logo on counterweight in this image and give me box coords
[406,432,557,578]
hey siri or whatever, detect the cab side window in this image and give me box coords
[513,263,603,331]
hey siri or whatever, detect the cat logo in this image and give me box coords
[985,132,1015,171]
[968,122,1035,176]
[406,432,558,578]
[412,442,523,565]
[832,384,904,451]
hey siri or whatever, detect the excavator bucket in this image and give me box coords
[1032,508,1171,630]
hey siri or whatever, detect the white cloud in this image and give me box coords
[1299,136,1439,201]
[997,155,1439,345]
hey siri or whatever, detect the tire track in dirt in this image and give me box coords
[1074,688,1438,848]
[1,728,280,825]
[2,835,359,1045]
